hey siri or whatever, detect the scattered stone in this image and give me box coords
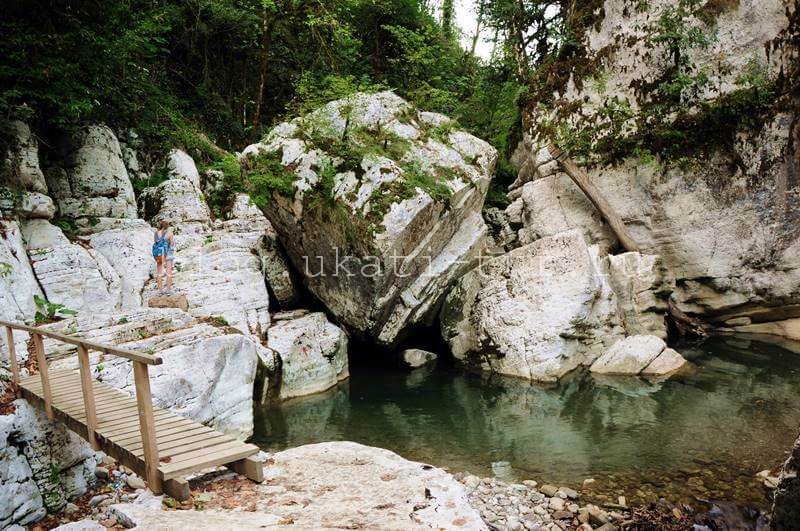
[148,293,189,312]
[89,495,109,507]
[560,487,579,500]
[126,476,146,490]
[617,495,626,507]
[401,348,437,369]
[548,497,565,511]
[540,485,559,497]
[64,503,80,515]
[94,467,109,480]
[523,480,538,488]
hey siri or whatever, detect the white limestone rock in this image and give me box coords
[0,191,56,219]
[49,125,137,219]
[0,121,47,193]
[440,229,624,381]
[401,348,437,369]
[22,219,121,314]
[590,335,668,375]
[608,252,674,338]
[79,219,153,309]
[243,91,496,347]
[0,399,98,528]
[109,442,486,530]
[166,149,202,190]
[138,178,211,227]
[590,335,687,376]
[267,312,349,399]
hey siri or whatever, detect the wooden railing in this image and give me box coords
[0,319,164,492]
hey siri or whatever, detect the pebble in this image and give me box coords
[540,484,559,497]
[561,487,579,500]
[89,494,109,507]
[464,475,481,489]
[127,476,146,490]
[64,502,80,515]
[523,480,538,488]
[548,497,565,511]
[618,495,626,507]
[95,466,109,480]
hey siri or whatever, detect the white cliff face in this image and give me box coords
[243,91,496,347]
[267,312,349,399]
[0,400,98,528]
[46,125,137,220]
[441,229,624,382]
[21,219,122,315]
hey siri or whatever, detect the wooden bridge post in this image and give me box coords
[76,344,99,450]
[3,326,20,385]
[31,333,53,419]
[133,360,162,494]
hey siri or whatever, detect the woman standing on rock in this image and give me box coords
[152,220,175,294]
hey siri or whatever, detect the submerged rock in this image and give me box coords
[590,335,687,376]
[440,229,623,381]
[243,91,496,347]
[267,312,349,399]
[401,348,437,369]
[773,432,800,529]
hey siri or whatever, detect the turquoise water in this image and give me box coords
[253,337,800,508]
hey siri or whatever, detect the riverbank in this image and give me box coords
[24,440,778,530]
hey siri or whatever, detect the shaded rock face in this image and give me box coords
[0,400,98,528]
[512,0,800,336]
[46,125,137,220]
[266,312,349,399]
[107,442,486,531]
[773,432,800,530]
[0,121,47,194]
[441,229,624,382]
[244,91,496,347]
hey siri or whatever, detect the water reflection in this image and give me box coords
[253,338,800,508]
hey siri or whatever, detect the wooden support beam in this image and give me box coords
[548,144,641,253]
[133,361,161,494]
[227,456,265,483]
[4,326,20,385]
[77,345,99,450]
[31,333,53,419]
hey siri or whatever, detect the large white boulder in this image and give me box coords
[22,219,121,314]
[79,219,154,309]
[243,91,496,347]
[138,178,212,227]
[0,121,47,194]
[0,400,98,528]
[108,442,486,530]
[440,229,624,381]
[608,252,674,338]
[267,312,349,399]
[166,149,202,190]
[46,125,137,219]
[0,191,56,219]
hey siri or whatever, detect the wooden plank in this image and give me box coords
[112,418,199,445]
[31,333,53,420]
[79,344,99,449]
[96,409,174,432]
[99,412,184,439]
[56,391,135,416]
[0,319,162,366]
[160,443,260,480]
[4,326,20,384]
[133,361,161,494]
[53,387,131,410]
[133,433,233,460]
[227,456,265,483]
[126,425,224,452]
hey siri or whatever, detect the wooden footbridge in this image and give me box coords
[1,319,263,501]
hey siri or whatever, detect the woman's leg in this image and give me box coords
[165,259,174,292]
[156,257,164,293]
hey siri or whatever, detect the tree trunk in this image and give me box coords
[547,144,641,253]
[510,0,530,83]
[470,0,486,56]
[251,15,276,133]
[441,0,455,39]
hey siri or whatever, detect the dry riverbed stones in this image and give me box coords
[456,473,626,530]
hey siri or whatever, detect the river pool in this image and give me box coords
[253,336,800,509]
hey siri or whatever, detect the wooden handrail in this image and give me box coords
[1,319,163,494]
[0,319,162,365]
